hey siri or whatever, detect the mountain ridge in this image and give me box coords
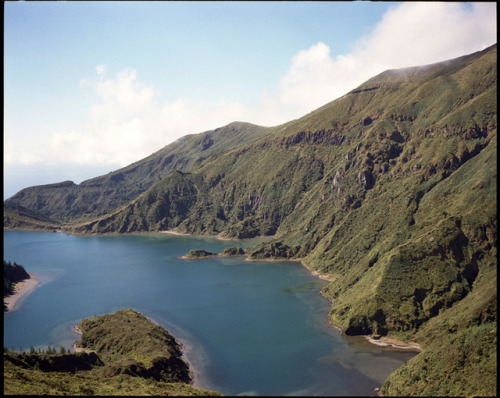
[5,121,274,223]
[4,44,497,396]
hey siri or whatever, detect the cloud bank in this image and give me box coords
[277,2,497,118]
[6,2,497,173]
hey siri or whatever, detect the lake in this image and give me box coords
[4,230,417,396]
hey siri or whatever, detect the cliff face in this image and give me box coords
[4,45,497,395]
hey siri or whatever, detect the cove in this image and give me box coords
[3,230,417,396]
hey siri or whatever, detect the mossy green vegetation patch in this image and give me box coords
[382,323,497,396]
[221,246,245,256]
[4,309,221,396]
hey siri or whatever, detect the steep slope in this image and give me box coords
[70,44,496,240]
[67,44,497,395]
[4,122,273,224]
[3,202,61,231]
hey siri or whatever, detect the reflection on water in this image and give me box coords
[4,230,418,396]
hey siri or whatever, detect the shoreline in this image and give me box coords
[71,324,87,353]
[4,273,40,312]
[296,259,423,352]
[159,230,229,241]
[296,257,334,282]
[364,335,422,351]
[9,229,422,377]
[159,229,265,242]
[144,315,211,390]
[158,230,191,237]
[70,314,207,389]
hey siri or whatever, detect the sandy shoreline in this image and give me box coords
[296,258,334,282]
[158,230,191,237]
[178,241,420,352]
[296,259,423,352]
[4,273,40,312]
[159,229,240,241]
[297,259,423,351]
[71,324,90,353]
[364,335,422,351]
[71,231,421,362]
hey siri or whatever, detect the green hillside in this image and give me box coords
[4,44,497,395]
[5,122,272,224]
[3,202,61,231]
[3,309,221,396]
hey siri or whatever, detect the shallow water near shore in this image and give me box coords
[4,230,417,396]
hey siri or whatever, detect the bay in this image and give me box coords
[3,230,417,396]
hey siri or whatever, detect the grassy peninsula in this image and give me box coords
[4,45,497,395]
[3,309,221,396]
[4,260,30,297]
[3,260,34,312]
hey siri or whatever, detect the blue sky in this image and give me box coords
[4,1,497,199]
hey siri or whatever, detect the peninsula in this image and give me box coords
[3,309,221,396]
[3,261,39,312]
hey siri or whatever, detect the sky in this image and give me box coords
[4,1,497,199]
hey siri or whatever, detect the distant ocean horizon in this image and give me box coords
[4,229,417,396]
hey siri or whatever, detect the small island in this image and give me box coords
[182,247,245,259]
[4,309,221,396]
[182,249,218,259]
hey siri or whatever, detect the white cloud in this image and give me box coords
[4,136,45,166]
[354,2,496,68]
[5,2,497,176]
[41,68,256,167]
[271,2,497,118]
[95,64,106,76]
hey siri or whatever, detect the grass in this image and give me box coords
[4,309,221,396]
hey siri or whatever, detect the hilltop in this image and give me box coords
[4,44,497,396]
[3,309,221,396]
[5,122,273,224]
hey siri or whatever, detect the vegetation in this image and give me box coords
[3,260,30,310]
[4,44,497,395]
[183,247,245,258]
[3,309,221,396]
[221,247,245,256]
[183,249,218,259]
[4,122,273,224]
[3,202,60,231]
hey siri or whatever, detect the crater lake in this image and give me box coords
[4,230,418,396]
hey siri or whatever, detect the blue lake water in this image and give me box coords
[4,230,417,396]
